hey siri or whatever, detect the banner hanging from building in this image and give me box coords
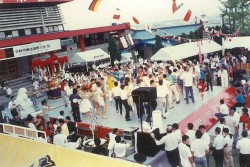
[0,134,144,167]
[13,39,61,57]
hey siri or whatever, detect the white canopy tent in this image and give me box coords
[223,36,250,49]
[151,40,222,61]
[69,48,110,63]
[69,48,110,71]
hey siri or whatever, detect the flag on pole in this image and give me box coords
[145,24,152,33]
[177,3,184,10]
[234,27,241,36]
[88,0,102,12]
[172,0,177,13]
[132,17,140,24]
[198,41,202,63]
[183,10,192,22]
[164,32,167,38]
[113,8,120,20]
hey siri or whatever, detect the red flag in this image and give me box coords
[183,10,192,22]
[172,0,177,13]
[113,9,120,20]
[88,0,102,12]
[132,17,140,24]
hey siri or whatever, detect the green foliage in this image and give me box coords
[153,35,164,54]
[108,37,121,66]
[219,0,250,35]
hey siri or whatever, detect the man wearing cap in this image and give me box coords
[236,130,250,167]
[152,125,180,167]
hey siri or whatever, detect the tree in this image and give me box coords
[153,35,164,54]
[220,0,250,35]
[108,36,121,66]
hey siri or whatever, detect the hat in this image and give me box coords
[27,114,34,121]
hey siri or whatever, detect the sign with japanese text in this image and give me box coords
[13,39,61,57]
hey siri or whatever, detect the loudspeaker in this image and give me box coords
[136,132,162,157]
[132,87,157,103]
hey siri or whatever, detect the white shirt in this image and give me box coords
[6,87,12,95]
[201,132,210,146]
[213,134,226,150]
[120,89,128,100]
[178,142,193,167]
[225,115,239,135]
[185,130,196,144]
[157,84,167,98]
[155,132,179,151]
[113,143,130,158]
[236,138,250,154]
[219,104,229,115]
[33,81,39,90]
[241,56,247,63]
[181,71,195,87]
[107,133,117,150]
[53,133,68,146]
[191,139,208,157]
[28,122,37,130]
[173,129,182,143]
[224,134,233,147]
[112,86,121,97]
[61,124,69,136]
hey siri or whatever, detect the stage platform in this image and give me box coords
[1,86,229,136]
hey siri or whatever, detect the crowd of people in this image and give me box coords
[4,50,250,167]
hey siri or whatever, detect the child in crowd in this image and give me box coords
[58,111,65,119]
[197,78,206,103]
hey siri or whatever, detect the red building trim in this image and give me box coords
[0,23,131,48]
[0,0,72,4]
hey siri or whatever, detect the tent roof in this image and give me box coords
[69,48,110,63]
[132,24,201,40]
[151,40,222,61]
[224,36,250,49]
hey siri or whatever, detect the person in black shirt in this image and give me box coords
[69,88,81,122]
[204,63,213,91]
[65,116,77,142]
[91,138,108,156]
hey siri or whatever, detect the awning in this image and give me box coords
[151,40,222,61]
[223,36,250,49]
[69,48,110,64]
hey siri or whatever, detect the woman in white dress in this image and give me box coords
[95,81,107,119]
[221,67,229,87]
[79,98,92,118]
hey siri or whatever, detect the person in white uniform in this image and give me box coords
[178,135,194,167]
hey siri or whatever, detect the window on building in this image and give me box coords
[45,27,49,33]
[58,25,64,31]
[12,30,19,37]
[5,31,13,38]
[18,29,25,36]
[25,29,31,35]
[48,26,54,32]
[53,26,59,32]
[36,28,42,34]
[0,32,5,39]
[31,28,37,35]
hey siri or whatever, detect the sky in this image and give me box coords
[60,0,223,30]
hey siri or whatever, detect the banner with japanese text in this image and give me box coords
[13,39,61,57]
